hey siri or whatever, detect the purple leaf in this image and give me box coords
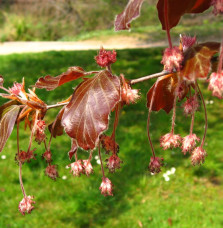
[62,70,121,150]
[114,0,145,31]
[0,105,20,152]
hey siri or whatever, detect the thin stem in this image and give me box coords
[164,0,172,49]
[189,84,197,135]
[170,75,181,134]
[19,162,26,197]
[0,86,10,94]
[217,37,223,73]
[111,103,121,141]
[47,102,69,110]
[130,70,172,85]
[27,110,39,152]
[196,81,208,148]
[88,150,93,161]
[106,64,112,74]
[98,141,105,178]
[147,79,159,158]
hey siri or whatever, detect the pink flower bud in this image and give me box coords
[181,35,196,52]
[191,146,207,166]
[45,164,59,180]
[160,133,182,150]
[95,48,117,67]
[121,74,140,104]
[212,0,223,15]
[181,134,200,155]
[208,71,223,99]
[42,150,52,163]
[9,83,23,96]
[18,195,35,215]
[83,160,93,176]
[149,156,163,174]
[69,160,84,176]
[99,177,113,196]
[15,149,37,164]
[182,95,199,115]
[106,154,123,173]
[161,46,183,71]
[35,120,46,144]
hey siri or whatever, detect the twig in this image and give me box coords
[130,70,173,85]
[47,102,69,110]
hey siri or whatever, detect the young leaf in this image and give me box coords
[68,139,78,160]
[48,108,65,138]
[35,66,97,91]
[114,0,145,31]
[0,105,20,153]
[62,70,121,150]
[147,73,188,113]
[181,42,220,81]
[157,0,211,30]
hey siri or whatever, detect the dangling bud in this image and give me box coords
[15,149,37,164]
[69,160,84,176]
[182,95,199,115]
[106,154,123,173]
[35,120,46,144]
[191,146,207,165]
[42,150,52,163]
[83,160,93,176]
[181,134,200,155]
[18,195,35,215]
[45,164,59,180]
[160,133,182,150]
[100,134,119,154]
[208,71,223,99]
[99,177,113,196]
[149,156,164,174]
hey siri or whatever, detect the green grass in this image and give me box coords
[0,49,223,228]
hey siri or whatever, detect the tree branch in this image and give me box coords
[47,102,69,110]
[130,70,174,85]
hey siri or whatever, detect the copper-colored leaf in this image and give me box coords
[147,73,188,113]
[0,105,20,152]
[62,70,121,150]
[181,42,220,81]
[157,0,211,30]
[48,108,65,138]
[35,66,97,91]
[114,0,145,31]
[68,139,78,160]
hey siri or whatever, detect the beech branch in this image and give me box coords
[130,70,174,85]
[47,102,69,110]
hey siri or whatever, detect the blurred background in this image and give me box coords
[0,1,223,228]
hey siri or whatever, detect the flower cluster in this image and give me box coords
[99,177,113,196]
[181,134,200,155]
[35,120,46,144]
[149,156,163,174]
[106,154,123,173]
[69,160,93,176]
[45,164,59,180]
[121,74,140,104]
[15,149,37,164]
[191,147,207,166]
[95,47,117,67]
[161,46,183,71]
[18,196,35,215]
[208,71,223,99]
[160,133,182,150]
[182,95,199,115]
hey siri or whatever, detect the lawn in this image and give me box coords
[0,48,223,228]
